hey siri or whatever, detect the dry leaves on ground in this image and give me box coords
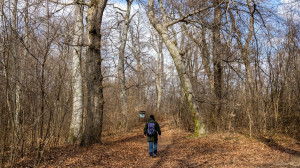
[16,122,300,168]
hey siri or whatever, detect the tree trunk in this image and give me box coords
[118,0,133,131]
[147,0,206,136]
[81,0,107,146]
[200,28,214,92]
[1,1,8,166]
[11,0,19,165]
[162,28,205,136]
[136,49,143,108]
[69,2,84,143]
[229,0,255,136]
[155,36,163,112]
[212,0,223,129]
[183,25,214,92]
[13,0,20,131]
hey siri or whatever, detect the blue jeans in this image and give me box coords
[149,141,157,156]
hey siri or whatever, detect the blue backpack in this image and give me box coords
[147,122,156,137]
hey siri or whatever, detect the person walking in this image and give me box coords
[144,115,161,158]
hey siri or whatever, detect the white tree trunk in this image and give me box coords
[69,2,84,143]
[13,0,20,131]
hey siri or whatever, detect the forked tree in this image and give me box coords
[146,0,218,136]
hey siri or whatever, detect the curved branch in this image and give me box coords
[48,0,90,7]
[165,0,226,28]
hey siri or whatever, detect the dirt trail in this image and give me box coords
[19,121,300,167]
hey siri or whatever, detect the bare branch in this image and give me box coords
[48,0,91,7]
[107,3,127,12]
[129,12,137,23]
[48,0,75,6]
[116,11,125,19]
[76,0,90,7]
[165,0,226,28]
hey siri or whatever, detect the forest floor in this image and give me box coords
[16,121,300,168]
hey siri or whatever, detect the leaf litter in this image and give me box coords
[16,122,300,168]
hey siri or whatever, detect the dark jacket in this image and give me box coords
[144,118,161,142]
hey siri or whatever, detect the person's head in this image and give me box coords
[150,115,155,120]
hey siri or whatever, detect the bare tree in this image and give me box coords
[228,0,255,136]
[146,0,216,136]
[128,13,147,111]
[149,30,164,113]
[117,0,134,131]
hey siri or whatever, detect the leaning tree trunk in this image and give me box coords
[81,0,107,146]
[162,28,205,136]
[68,2,84,143]
[147,0,207,136]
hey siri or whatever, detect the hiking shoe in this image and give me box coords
[153,154,157,157]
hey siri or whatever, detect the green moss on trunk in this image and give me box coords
[68,128,82,143]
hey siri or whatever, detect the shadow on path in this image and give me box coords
[104,134,144,145]
[259,137,300,157]
[151,139,174,168]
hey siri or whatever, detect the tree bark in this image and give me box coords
[81,0,107,146]
[212,0,223,129]
[69,2,84,143]
[1,1,9,166]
